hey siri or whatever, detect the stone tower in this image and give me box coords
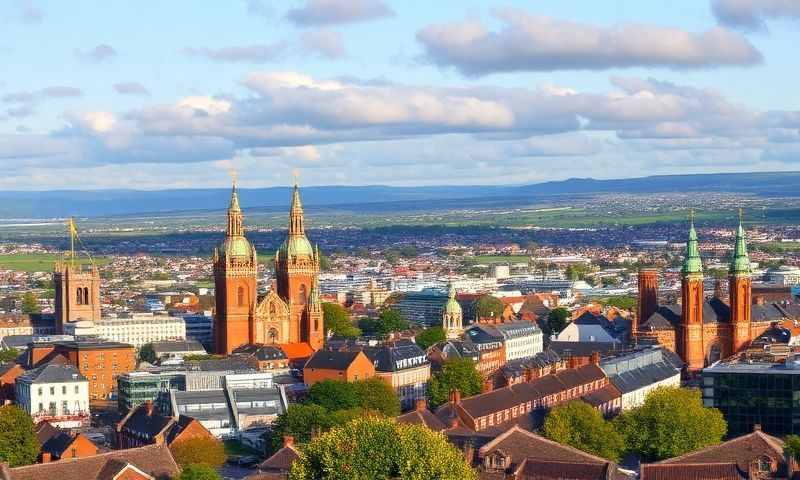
[213,181,258,354]
[681,213,705,372]
[274,184,324,350]
[729,210,752,353]
[443,283,463,339]
[636,268,659,337]
[53,218,101,334]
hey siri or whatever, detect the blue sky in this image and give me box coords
[1,0,799,189]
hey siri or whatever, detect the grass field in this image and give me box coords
[0,253,110,272]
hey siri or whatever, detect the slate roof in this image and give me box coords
[580,384,621,407]
[16,363,85,384]
[233,344,287,361]
[396,408,448,431]
[643,299,787,329]
[118,403,173,439]
[500,350,562,378]
[363,340,428,372]
[600,348,681,394]
[150,340,205,355]
[4,443,180,480]
[304,350,363,370]
[514,459,629,480]
[547,341,623,358]
[259,445,300,473]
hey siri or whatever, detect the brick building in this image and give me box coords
[303,350,375,386]
[116,400,215,449]
[35,421,98,463]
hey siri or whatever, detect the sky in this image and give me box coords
[1,0,799,190]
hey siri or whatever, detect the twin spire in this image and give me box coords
[289,182,305,236]
[226,178,244,237]
[226,176,307,239]
[683,208,750,276]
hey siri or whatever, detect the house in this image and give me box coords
[252,435,301,479]
[0,363,24,401]
[397,398,447,431]
[0,443,180,480]
[427,340,480,371]
[14,363,89,428]
[35,421,98,462]
[364,340,430,411]
[476,426,633,479]
[466,321,543,363]
[303,350,375,386]
[116,400,214,449]
[555,311,625,344]
[640,425,789,480]
[233,344,290,371]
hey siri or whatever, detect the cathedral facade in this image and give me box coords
[213,182,324,354]
[637,215,777,372]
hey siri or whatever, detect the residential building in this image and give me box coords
[0,363,24,401]
[494,350,565,388]
[599,347,682,411]
[303,350,375,386]
[0,443,180,480]
[366,340,430,411]
[150,340,206,361]
[466,321,543,363]
[0,314,56,343]
[35,421,98,462]
[61,313,186,349]
[15,363,89,429]
[256,435,300,479]
[427,340,480,371]
[232,344,290,371]
[555,311,623,344]
[181,313,214,348]
[117,400,215,449]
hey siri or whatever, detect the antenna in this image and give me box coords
[689,208,695,225]
[229,168,238,189]
[739,207,744,224]
[292,168,300,187]
[67,217,77,267]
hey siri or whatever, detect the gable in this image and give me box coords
[256,291,289,318]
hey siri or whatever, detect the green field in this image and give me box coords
[0,253,110,272]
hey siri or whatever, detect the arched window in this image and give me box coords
[269,303,277,315]
[84,287,90,305]
[298,284,307,304]
[76,288,83,305]
[237,286,245,307]
[268,328,279,344]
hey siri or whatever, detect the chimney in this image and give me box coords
[590,351,601,365]
[753,423,762,432]
[755,296,766,306]
[450,417,460,428]
[41,452,52,463]
[283,435,294,448]
[145,400,154,417]
[449,388,461,405]
[415,398,427,412]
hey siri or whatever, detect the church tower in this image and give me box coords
[53,218,100,334]
[681,212,705,372]
[213,180,258,354]
[729,209,752,353]
[636,267,659,337]
[274,183,324,350]
[443,283,463,339]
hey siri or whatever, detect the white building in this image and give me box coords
[15,363,89,428]
[63,313,185,349]
[767,267,800,286]
[600,348,682,411]
[494,321,544,362]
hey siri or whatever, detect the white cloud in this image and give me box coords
[286,0,393,26]
[301,29,347,59]
[712,0,800,30]
[184,43,287,63]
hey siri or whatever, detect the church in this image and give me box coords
[213,181,324,355]
[637,214,782,372]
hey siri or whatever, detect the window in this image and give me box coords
[298,284,307,304]
[62,386,66,395]
[38,387,42,396]
[38,403,43,412]
[75,385,79,394]
[50,386,55,395]
[76,288,83,305]
[237,286,245,307]
[84,287,90,305]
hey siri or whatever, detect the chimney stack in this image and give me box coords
[449,388,462,405]
[283,435,294,448]
[415,398,427,412]
[145,400,154,417]
[41,452,52,463]
[590,351,601,365]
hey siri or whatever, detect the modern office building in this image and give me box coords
[117,371,186,413]
[393,288,449,326]
[181,313,214,348]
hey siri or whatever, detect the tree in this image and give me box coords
[169,437,226,469]
[565,264,589,280]
[428,358,483,407]
[785,435,800,463]
[322,303,361,338]
[319,253,332,271]
[308,378,400,417]
[20,292,40,314]
[308,379,360,412]
[178,464,222,480]
[543,400,624,462]
[360,309,409,337]
[0,347,19,363]
[600,296,637,311]
[475,295,504,320]
[415,327,446,350]
[138,343,156,364]
[546,307,570,336]
[289,417,477,480]
[385,250,400,265]
[268,404,367,454]
[615,387,726,461]
[0,405,39,467]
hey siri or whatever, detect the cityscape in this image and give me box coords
[3,1,800,480]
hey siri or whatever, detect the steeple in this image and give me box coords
[682,209,703,275]
[730,208,751,275]
[227,179,244,237]
[289,182,305,237]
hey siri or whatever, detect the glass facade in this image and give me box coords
[702,370,800,437]
[117,372,185,413]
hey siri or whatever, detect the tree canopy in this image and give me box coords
[614,387,726,461]
[169,437,226,469]
[20,292,40,314]
[308,378,400,417]
[322,303,361,338]
[428,358,483,407]
[268,404,366,454]
[0,347,19,363]
[545,307,570,336]
[542,400,624,462]
[0,405,39,467]
[358,308,409,337]
[475,295,504,320]
[785,435,800,463]
[178,464,222,480]
[289,417,477,480]
[415,326,446,350]
[138,343,156,364]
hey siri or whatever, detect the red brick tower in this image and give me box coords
[53,218,101,334]
[729,210,752,353]
[274,184,324,350]
[213,181,258,354]
[681,213,705,372]
[636,268,659,336]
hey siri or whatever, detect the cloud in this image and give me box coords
[286,0,393,26]
[78,44,118,63]
[301,29,347,59]
[509,133,604,157]
[711,0,800,30]
[15,0,43,24]
[243,0,273,18]
[40,86,83,98]
[113,82,150,96]
[417,9,762,75]
[184,43,287,63]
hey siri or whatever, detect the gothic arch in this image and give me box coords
[707,342,723,365]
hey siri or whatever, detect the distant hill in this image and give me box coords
[1,171,798,219]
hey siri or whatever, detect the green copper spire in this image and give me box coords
[730,208,751,275]
[682,209,703,275]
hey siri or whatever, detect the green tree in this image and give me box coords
[565,264,589,280]
[20,292,40,314]
[543,400,624,462]
[546,307,570,336]
[169,437,226,469]
[785,435,800,463]
[289,417,477,480]
[399,246,418,258]
[428,358,483,408]
[319,253,332,271]
[0,347,19,363]
[415,326,446,350]
[308,379,360,412]
[138,343,156,364]
[615,387,726,461]
[475,295,504,320]
[178,464,222,480]
[352,378,400,417]
[268,404,367,454]
[600,296,637,311]
[0,405,39,467]
[384,250,400,265]
[322,303,361,338]
[359,309,409,337]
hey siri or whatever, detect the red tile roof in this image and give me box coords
[640,463,744,480]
